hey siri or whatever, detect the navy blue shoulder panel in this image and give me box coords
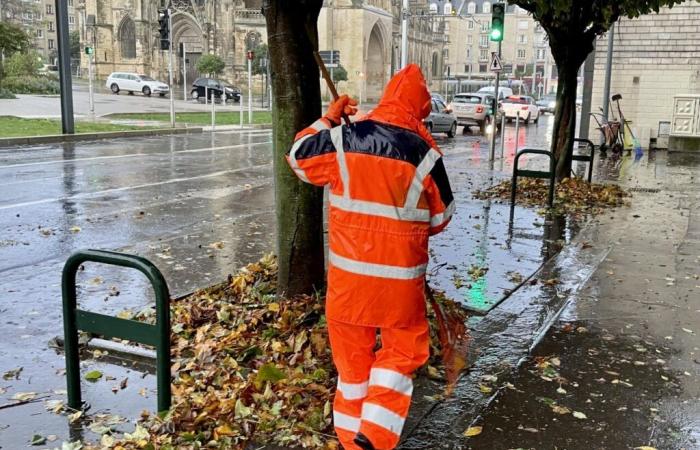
[430,158,454,206]
[343,120,431,166]
[291,129,335,160]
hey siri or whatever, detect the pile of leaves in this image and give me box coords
[474,177,629,215]
[78,255,468,450]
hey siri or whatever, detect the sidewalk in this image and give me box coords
[404,150,700,449]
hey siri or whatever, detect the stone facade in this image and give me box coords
[588,1,700,145]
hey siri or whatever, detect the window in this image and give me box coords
[119,16,136,59]
[467,2,476,14]
[482,2,491,13]
[36,29,43,38]
[481,20,490,32]
[48,39,54,49]
[479,64,488,72]
[535,23,544,33]
[518,34,527,44]
[537,48,546,60]
[466,47,471,58]
[479,49,488,60]
[468,21,474,30]
[518,20,529,30]
[68,0,73,5]
[517,49,526,59]
[464,64,471,72]
[48,21,54,31]
[467,35,473,44]
[69,16,75,25]
[46,4,53,14]
[479,35,488,47]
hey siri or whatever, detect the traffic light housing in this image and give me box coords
[158,9,170,50]
[490,2,505,42]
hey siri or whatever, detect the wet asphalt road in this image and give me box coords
[0,117,561,447]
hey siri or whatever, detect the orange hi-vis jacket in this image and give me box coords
[286,64,454,329]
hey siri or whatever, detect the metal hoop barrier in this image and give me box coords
[510,148,556,222]
[572,138,596,183]
[62,249,171,413]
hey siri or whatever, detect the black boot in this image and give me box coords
[354,433,376,450]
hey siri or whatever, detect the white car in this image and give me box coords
[500,95,541,124]
[106,72,170,97]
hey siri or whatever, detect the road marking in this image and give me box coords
[0,140,272,169]
[0,163,271,211]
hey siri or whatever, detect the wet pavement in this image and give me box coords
[0,114,657,448]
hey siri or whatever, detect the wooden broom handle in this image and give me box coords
[313,51,351,126]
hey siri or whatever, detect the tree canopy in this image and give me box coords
[196,53,225,77]
[0,22,31,57]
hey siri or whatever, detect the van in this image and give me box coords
[477,86,513,100]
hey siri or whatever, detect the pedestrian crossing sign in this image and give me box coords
[490,52,503,72]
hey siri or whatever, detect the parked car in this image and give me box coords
[477,85,514,101]
[501,95,541,124]
[106,72,169,96]
[536,94,557,114]
[431,93,447,104]
[424,97,457,137]
[449,92,497,134]
[191,78,241,102]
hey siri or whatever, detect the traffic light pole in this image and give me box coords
[489,40,501,162]
[55,0,74,134]
[168,9,175,128]
[88,52,94,116]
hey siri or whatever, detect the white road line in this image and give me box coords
[0,141,272,169]
[0,162,271,211]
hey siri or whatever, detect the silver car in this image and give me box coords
[450,93,496,134]
[424,98,458,138]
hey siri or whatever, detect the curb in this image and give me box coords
[0,127,203,147]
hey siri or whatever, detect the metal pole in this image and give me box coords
[579,42,596,140]
[248,57,252,123]
[240,93,244,126]
[267,59,272,111]
[168,9,175,128]
[183,43,187,102]
[55,0,74,134]
[400,0,409,68]
[489,41,502,161]
[602,23,614,124]
[515,113,520,152]
[88,52,94,116]
[500,113,506,156]
[211,86,215,130]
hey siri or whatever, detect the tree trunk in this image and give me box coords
[263,0,326,297]
[550,62,580,181]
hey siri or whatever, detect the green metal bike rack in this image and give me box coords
[62,249,171,413]
[510,148,556,222]
[572,138,596,183]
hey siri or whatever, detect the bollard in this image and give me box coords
[500,114,506,157]
[514,114,521,153]
[204,86,208,105]
[239,94,244,127]
[211,89,216,130]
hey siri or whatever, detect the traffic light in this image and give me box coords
[158,9,169,50]
[490,2,505,42]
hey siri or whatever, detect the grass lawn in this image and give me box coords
[0,116,155,138]
[106,111,272,126]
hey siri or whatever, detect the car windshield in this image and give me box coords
[139,75,154,81]
[503,97,527,104]
[453,95,483,104]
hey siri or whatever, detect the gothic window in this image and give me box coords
[119,17,136,59]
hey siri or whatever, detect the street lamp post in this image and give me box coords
[400,0,409,68]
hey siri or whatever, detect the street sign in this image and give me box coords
[319,50,340,66]
[490,52,503,72]
[247,50,254,60]
[503,63,513,74]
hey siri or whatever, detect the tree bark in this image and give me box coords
[550,59,582,181]
[263,0,326,297]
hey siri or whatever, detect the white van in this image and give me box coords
[477,86,514,101]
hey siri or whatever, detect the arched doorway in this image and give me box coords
[366,23,387,102]
[173,13,204,86]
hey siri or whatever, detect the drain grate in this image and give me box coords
[628,187,661,193]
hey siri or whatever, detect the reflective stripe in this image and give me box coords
[369,368,413,396]
[337,379,368,400]
[405,149,442,208]
[329,250,427,280]
[330,125,350,199]
[361,402,405,436]
[310,118,330,131]
[430,200,456,227]
[288,133,312,183]
[329,193,430,222]
[334,411,361,432]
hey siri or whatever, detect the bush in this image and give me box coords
[196,53,225,77]
[3,75,60,95]
[0,87,16,99]
[4,51,42,77]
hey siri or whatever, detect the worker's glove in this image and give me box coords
[325,95,358,125]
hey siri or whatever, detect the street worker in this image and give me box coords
[286,64,454,450]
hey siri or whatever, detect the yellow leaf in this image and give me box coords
[268,302,280,312]
[479,384,493,394]
[634,447,657,450]
[463,426,482,437]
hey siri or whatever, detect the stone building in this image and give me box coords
[74,0,444,101]
[588,1,700,146]
[438,0,555,96]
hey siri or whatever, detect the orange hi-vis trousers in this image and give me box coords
[328,319,430,450]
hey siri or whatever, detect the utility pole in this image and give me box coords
[579,42,596,140]
[602,23,615,124]
[488,3,505,161]
[55,0,74,134]
[182,43,187,102]
[168,9,175,128]
[87,48,94,116]
[489,41,501,161]
[247,50,253,123]
[400,0,409,68]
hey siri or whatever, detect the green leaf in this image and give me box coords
[30,434,46,445]
[256,363,286,384]
[84,370,103,381]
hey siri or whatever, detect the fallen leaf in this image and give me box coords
[479,384,493,394]
[3,367,22,380]
[572,411,587,419]
[12,392,36,401]
[30,434,46,445]
[634,447,658,450]
[463,426,482,437]
[69,226,81,233]
[68,410,83,423]
[551,405,571,415]
[84,370,102,381]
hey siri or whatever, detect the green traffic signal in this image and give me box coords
[490,2,505,42]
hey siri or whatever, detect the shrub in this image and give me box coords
[0,87,16,99]
[196,53,225,77]
[3,75,60,95]
[4,51,42,77]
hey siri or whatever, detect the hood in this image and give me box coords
[364,64,439,150]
